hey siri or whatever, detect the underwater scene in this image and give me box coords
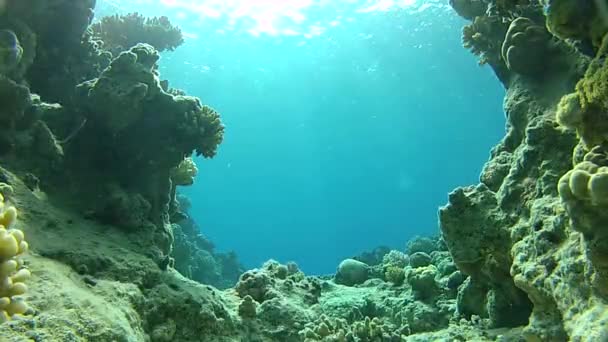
[0,0,607,341]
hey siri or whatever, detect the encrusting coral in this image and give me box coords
[500,17,556,76]
[0,186,30,322]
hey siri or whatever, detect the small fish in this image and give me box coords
[0,29,23,73]
[0,29,18,48]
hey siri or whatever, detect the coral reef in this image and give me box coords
[0,0,605,340]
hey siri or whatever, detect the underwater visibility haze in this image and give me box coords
[1,0,608,340]
[97,0,506,274]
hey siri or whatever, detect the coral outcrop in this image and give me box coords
[0,0,224,268]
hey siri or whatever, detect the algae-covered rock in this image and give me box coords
[409,252,432,268]
[542,0,607,50]
[407,265,439,301]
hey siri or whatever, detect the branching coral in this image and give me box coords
[461,14,512,84]
[0,186,31,322]
[462,15,509,66]
[299,315,402,342]
[170,157,198,186]
[449,0,487,20]
[90,13,184,55]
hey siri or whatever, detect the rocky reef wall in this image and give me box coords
[441,0,608,340]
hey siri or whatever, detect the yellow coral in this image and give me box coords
[556,92,583,129]
[170,157,198,186]
[384,265,405,286]
[560,161,608,206]
[0,186,31,322]
[590,169,608,205]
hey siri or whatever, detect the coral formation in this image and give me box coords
[500,17,555,76]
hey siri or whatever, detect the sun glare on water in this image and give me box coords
[157,0,420,37]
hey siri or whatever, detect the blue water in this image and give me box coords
[97,0,505,274]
